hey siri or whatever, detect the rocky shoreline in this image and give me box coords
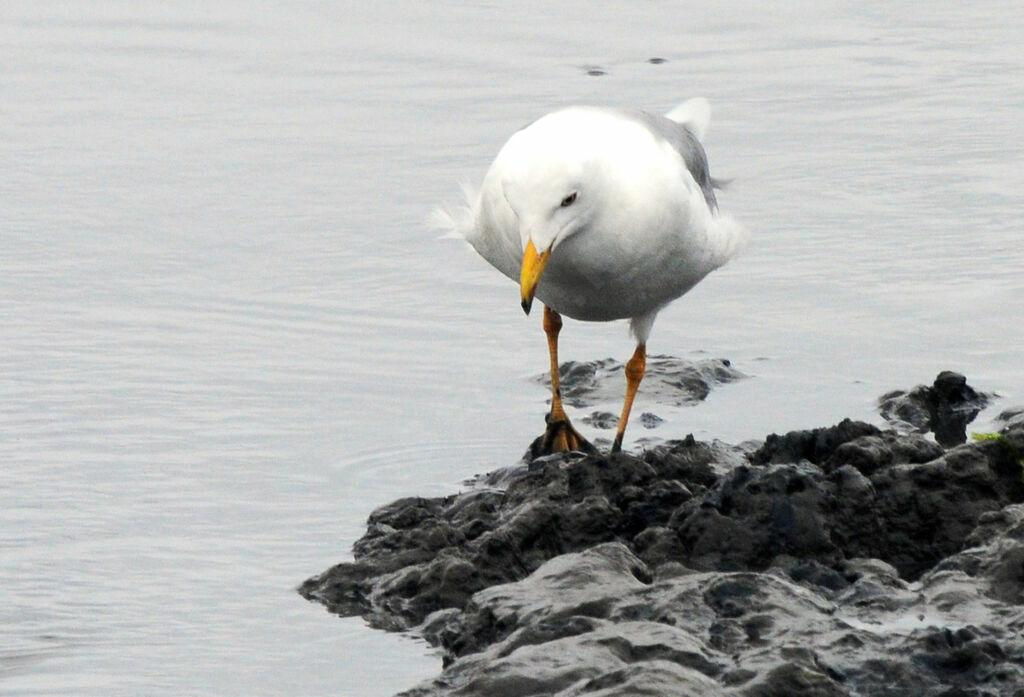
[300,370,1024,696]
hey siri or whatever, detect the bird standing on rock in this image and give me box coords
[437,98,747,454]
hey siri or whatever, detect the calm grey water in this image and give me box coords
[2,2,1022,695]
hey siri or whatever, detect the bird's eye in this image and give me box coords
[560,192,577,208]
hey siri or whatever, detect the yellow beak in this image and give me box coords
[519,240,551,315]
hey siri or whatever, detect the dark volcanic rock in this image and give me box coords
[402,533,1024,697]
[749,418,945,475]
[879,371,991,446]
[301,374,1024,697]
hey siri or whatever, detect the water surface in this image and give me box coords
[2,2,1022,695]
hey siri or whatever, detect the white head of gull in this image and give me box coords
[436,98,747,453]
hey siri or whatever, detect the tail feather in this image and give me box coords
[665,97,711,141]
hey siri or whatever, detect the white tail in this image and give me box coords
[665,97,711,141]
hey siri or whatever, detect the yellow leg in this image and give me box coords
[612,343,646,453]
[543,306,566,420]
[538,306,590,453]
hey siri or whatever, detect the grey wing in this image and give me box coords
[627,110,719,211]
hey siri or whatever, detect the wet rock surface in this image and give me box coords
[879,370,992,446]
[300,373,1024,696]
[537,355,745,410]
[997,407,1024,430]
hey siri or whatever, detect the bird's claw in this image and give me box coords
[531,412,598,456]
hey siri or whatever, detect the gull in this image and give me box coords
[437,98,746,453]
